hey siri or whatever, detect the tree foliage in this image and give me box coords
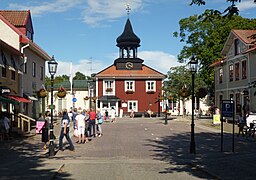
[174,11,256,87]
[190,0,256,16]
[166,66,207,100]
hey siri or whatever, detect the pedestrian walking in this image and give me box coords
[68,109,73,122]
[72,108,78,130]
[89,108,96,137]
[76,109,86,144]
[84,110,90,143]
[59,109,75,151]
[110,107,116,122]
[39,112,49,150]
[104,110,109,121]
[96,109,103,137]
[237,113,245,137]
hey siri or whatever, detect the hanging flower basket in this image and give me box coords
[179,86,190,98]
[159,96,164,101]
[168,96,173,100]
[38,89,47,98]
[84,96,89,100]
[92,96,97,101]
[57,87,66,98]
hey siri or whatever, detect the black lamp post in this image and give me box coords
[48,55,58,157]
[188,55,198,154]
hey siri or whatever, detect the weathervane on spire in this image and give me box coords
[126,4,131,16]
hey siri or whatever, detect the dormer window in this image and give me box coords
[26,30,33,41]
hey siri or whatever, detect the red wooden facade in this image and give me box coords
[96,18,165,116]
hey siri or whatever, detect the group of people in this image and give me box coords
[39,107,117,152]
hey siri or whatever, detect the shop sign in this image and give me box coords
[0,87,11,94]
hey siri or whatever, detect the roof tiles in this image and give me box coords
[0,10,29,26]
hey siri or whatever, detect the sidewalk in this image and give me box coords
[175,115,256,179]
[0,117,65,179]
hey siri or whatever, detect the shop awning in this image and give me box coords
[0,95,19,105]
[98,95,120,102]
[4,95,31,103]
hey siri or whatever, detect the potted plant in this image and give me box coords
[38,85,47,98]
[126,90,134,94]
[57,86,66,98]
[147,90,155,94]
[106,88,113,92]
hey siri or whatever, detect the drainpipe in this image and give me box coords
[20,44,30,113]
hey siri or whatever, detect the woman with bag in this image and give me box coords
[96,109,103,137]
[39,112,49,150]
[59,109,75,151]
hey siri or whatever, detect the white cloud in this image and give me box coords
[9,0,84,15]
[49,51,182,77]
[82,0,144,26]
[8,0,147,26]
[47,58,108,77]
[139,51,184,74]
[237,0,256,11]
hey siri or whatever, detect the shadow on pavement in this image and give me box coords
[145,130,256,180]
[0,136,71,179]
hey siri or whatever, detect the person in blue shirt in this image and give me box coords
[59,109,75,151]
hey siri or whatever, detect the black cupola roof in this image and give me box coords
[116,18,140,48]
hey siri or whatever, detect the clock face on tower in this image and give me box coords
[125,62,133,69]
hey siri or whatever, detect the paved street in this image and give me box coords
[1,116,256,179]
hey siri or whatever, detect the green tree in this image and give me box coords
[166,65,207,115]
[174,11,256,87]
[45,75,69,90]
[190,0,256,16]
[73,72,86,80]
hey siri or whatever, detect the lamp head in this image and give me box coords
[188,55,198,73]
[48,55,58,76]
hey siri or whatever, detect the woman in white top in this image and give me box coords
[111,107,116,122]
[75,110,86,144]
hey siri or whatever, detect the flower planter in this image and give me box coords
[106,88,113,92]
[38,89,47,98]
[126,90,134,94]
[147,91,155,94]
[57,91,66,98]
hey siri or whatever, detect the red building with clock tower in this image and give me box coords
[95,18,166,116]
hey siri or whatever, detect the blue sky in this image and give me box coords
[1,0,256,77]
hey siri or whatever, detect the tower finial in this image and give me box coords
[126,4,131,17]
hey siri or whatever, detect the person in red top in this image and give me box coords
[89,108,96,138]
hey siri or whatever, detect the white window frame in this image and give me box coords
[128,100,138,112]
[103,79,115,96]
[146,80,156,92]
[125,80,135,92]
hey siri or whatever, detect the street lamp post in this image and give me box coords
[188,55,198,154]
[48,56,58,157]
